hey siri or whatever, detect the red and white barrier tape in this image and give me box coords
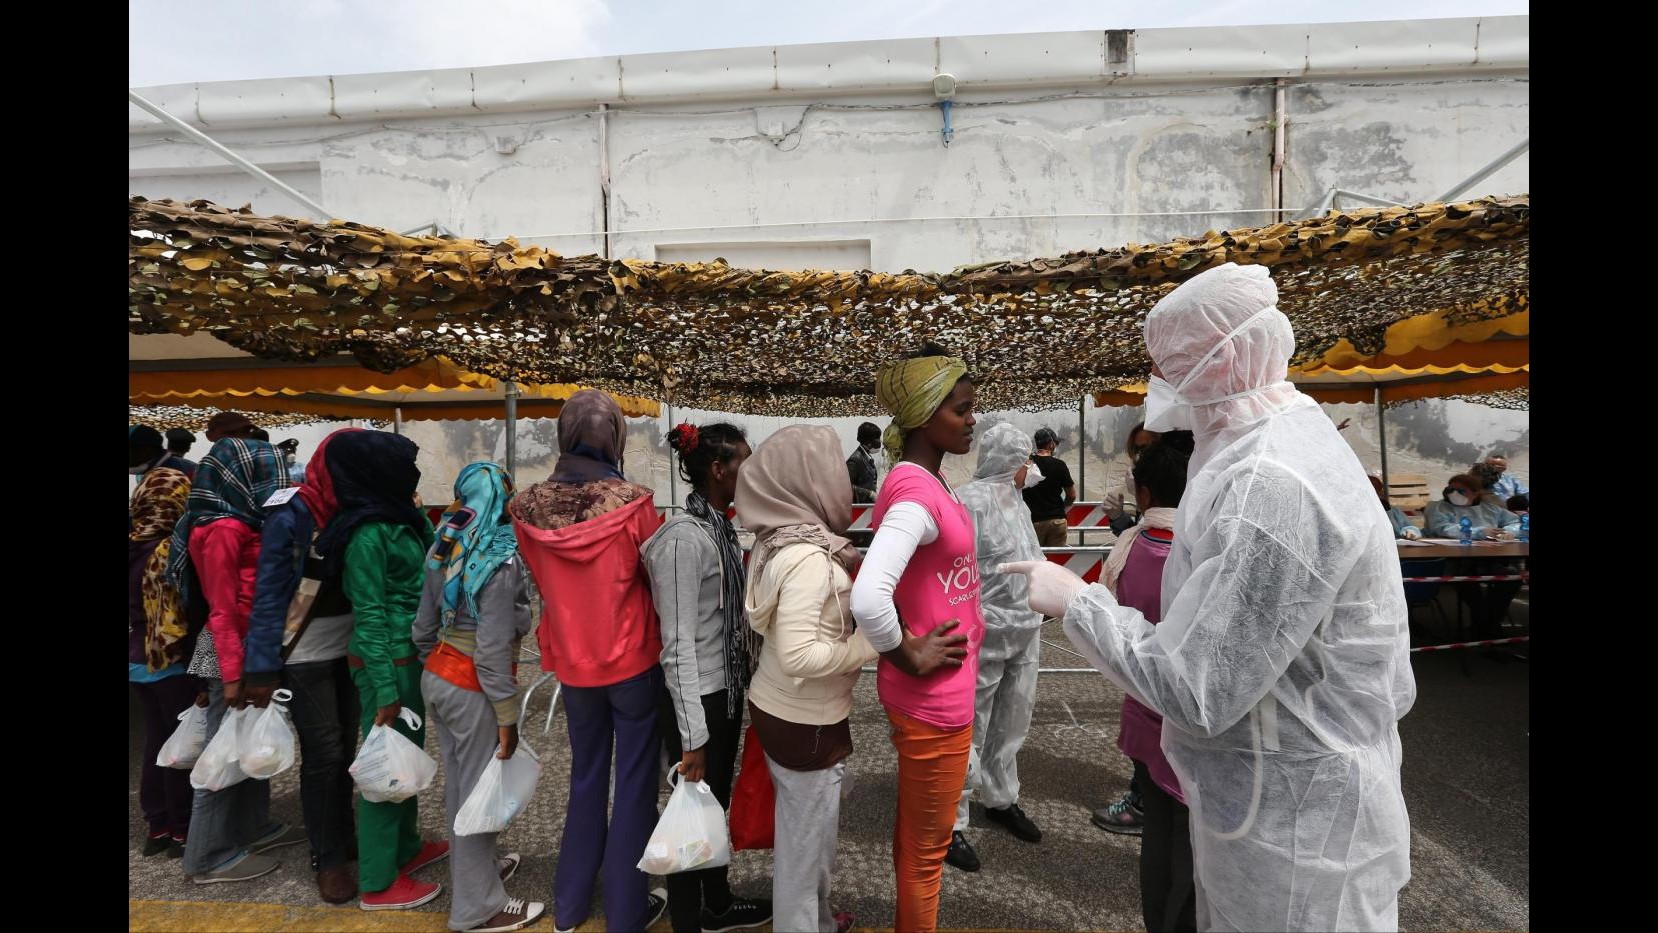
[1410,636,1529,653]
[1402,574,1528,583]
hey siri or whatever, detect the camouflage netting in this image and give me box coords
[1387,386,1528,412]
[129,195,1529,416]
[127,405,358,432]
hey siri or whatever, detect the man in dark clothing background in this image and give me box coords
[1023,427,1076,547]
[164,428,199,479]
[847,421,882,503]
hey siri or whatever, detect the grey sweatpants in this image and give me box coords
[955,630,1041,830]
[767,754,847,933]
[424,671,510,931]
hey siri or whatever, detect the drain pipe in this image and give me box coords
[1271,78,1287,222]
[598,102,613,259]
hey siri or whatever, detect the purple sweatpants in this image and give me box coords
[553,666,664,931]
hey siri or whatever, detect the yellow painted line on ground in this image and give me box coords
[129,899,1040,932]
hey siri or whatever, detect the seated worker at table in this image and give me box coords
[1368,476,1420,540]
[1424,474,1521,541]
[1506,494,1528,516]
[1424,473,1524,641]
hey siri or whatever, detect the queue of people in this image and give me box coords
[134,264,1498,933]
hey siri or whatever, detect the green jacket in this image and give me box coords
[344,521,427,708]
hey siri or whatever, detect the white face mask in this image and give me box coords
[1144,375,1194,432]
[1447,491,1472,507]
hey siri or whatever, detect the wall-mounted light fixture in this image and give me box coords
[933,73,957,147]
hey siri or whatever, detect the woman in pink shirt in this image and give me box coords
[166,436,302,884]
[849,344,978,933]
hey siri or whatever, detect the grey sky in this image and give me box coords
[129,0,1527,88]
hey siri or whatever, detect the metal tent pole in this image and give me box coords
[1077,395,1087,499]
[1376,387,1390,492]
[666,401,677,506]
[504,382,520,481]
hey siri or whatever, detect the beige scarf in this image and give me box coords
[1102,506,1177,596]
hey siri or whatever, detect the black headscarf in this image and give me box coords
[314,431,432,578]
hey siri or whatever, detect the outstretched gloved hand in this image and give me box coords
[998,560,1090,617]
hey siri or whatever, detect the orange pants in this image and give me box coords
[886,709,973,933]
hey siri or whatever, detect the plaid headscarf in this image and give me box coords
[165,438,290,597]
[428,462,519,626]
[130,467,192,670]
[875,354,968,463]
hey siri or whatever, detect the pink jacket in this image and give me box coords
[513,494,664,688]
[1113,529,1184,804]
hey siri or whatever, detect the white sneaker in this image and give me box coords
[471,897,546,932]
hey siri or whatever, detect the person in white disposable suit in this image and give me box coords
[1002,262,1415,932]
[945,422,1047,873]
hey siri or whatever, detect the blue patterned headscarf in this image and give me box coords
[427,461,520,626]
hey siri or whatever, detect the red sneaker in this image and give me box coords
[359,873,441,911]
[399,839,451,876]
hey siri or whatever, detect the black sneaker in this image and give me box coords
[645,887,668,929]
[142,833,173,857]
[985,802,1043,843]
[702,896,773,932]
[944,831,980,872]
[1091,791,1145,836]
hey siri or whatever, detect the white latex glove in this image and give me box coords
[1487,528,1516,541]
[998,560,1090,617]
[1402,526,1421,540]
[1020,462,1044,490]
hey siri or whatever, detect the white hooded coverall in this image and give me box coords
[954,422,1046,830]
[1059,263,1416,932]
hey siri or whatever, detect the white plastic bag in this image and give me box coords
[454,739,543,836]
[238,689,296,780]
[190,706,251,791]
[156,703,211,769]
[637,772,731,875]
[349,708,437,803]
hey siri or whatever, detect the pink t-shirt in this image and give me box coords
[871,464,984,730]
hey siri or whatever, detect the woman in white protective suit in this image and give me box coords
[944,422,1047,874]
[1002,262,1415,932]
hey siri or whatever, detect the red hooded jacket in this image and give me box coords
[513,494,663,687]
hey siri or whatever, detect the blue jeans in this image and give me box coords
[180,678,283,875]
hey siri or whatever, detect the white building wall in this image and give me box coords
[130,18,1530,506]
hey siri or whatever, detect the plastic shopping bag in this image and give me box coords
[190,706,251,791]
[156,702,211,769]
[637,771,731,875]
[729,725,775,851]
[238,689,296,780]
[349,708,438,803]
[454,740,543,836]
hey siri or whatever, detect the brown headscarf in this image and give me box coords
[551,389,626,483]
[734,425,860,585]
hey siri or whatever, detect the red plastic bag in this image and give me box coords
[728,725,775,851]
